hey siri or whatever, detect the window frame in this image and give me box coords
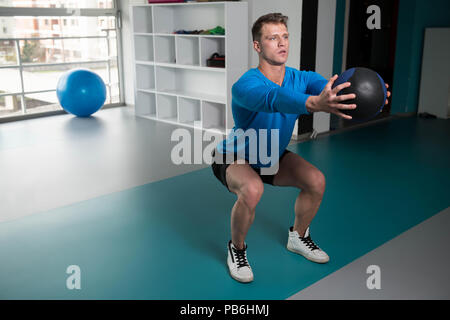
[0,2,125,123]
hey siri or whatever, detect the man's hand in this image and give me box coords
[385,83,391,105]
[305,75,392,120]
[305,74,356,120]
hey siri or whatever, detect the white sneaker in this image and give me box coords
[287,227,330,263]
[227,240,254,283]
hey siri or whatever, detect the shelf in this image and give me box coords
[139,115,206,132]
[200,37,225,67]
[154,62,225,72]
[135,61,154,66]
[134,35,154,62]
[133,32,154,36]
[137,88,156,93]
[182,120,203,128]
[178,97,201,125]
[152,3,225,35]
[134,32,225,39]
[156,94,177,120]
[134,2,228,7]
[132,6,152,33]
[135,64,155,91]
[202,100,226,133]
[132,2,248,134]
[138,87,225,105]
[158,116,178,122]
[176,36,199,66]
[150,33,225,38]
[136,91,156,117]
[154,35,176,64]
[136,60,226,73]
[155,66,226,102]
[157,89,225,104]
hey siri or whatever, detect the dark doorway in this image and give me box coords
[333,0,399,130]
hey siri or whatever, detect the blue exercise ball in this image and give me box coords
[56,69,106,117]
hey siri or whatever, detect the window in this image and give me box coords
[0,0,122,121]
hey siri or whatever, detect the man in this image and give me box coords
[211,13,390,283]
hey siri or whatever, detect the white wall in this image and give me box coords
[244,0,302,69]
[313,0,336,134]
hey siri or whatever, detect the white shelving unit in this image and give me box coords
[131,1,248,134]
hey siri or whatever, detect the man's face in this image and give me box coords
[254,23,289,66]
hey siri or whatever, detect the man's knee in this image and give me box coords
[238,180,264,210]
[308,170,326,197]
[293,168,325,197]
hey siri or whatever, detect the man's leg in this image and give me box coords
[272,152,326,237]
[225,161,264,250]
[223,161,264,282]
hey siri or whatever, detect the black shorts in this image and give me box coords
[211,149,291,192]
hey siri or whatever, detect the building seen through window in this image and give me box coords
[0,0,119,119]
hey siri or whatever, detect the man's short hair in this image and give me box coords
[251,13,289,42]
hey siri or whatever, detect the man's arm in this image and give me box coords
[305,71,329,96]
[304,71,328,113]
[232,76,312,115]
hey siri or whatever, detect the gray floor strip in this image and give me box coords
[288,206,450,300]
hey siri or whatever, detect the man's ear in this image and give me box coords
[253,40,261,53]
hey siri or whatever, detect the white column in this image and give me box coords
[313,0,336,134]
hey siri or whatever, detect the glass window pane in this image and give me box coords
[2,1,114,9]
[0,39,18,65]
[5,17,117,62]
[109,37,117,58]
[61,37,109,62]
[20,39,63,63]
[1,16,115,40]
[0,94,23,118]
[24,92,61,115]
[0,68,23,93]
[109,83,119,104]
[21,61,119,98]
[92,60,118,85]
[89,61,118,103]
[22,64,72,92]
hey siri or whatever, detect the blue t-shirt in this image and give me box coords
[216,66,327,168]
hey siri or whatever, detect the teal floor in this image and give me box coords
[1,116,449,299]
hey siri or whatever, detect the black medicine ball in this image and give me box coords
[332,67,387,121]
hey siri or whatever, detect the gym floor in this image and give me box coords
[0,106,449,299]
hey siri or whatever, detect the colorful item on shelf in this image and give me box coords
[148,0,183,3]
[173,26,225,35]
[206,52,225,68]
[200,26,225,35]
[208,26,225,35]
[173,29,204,34]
